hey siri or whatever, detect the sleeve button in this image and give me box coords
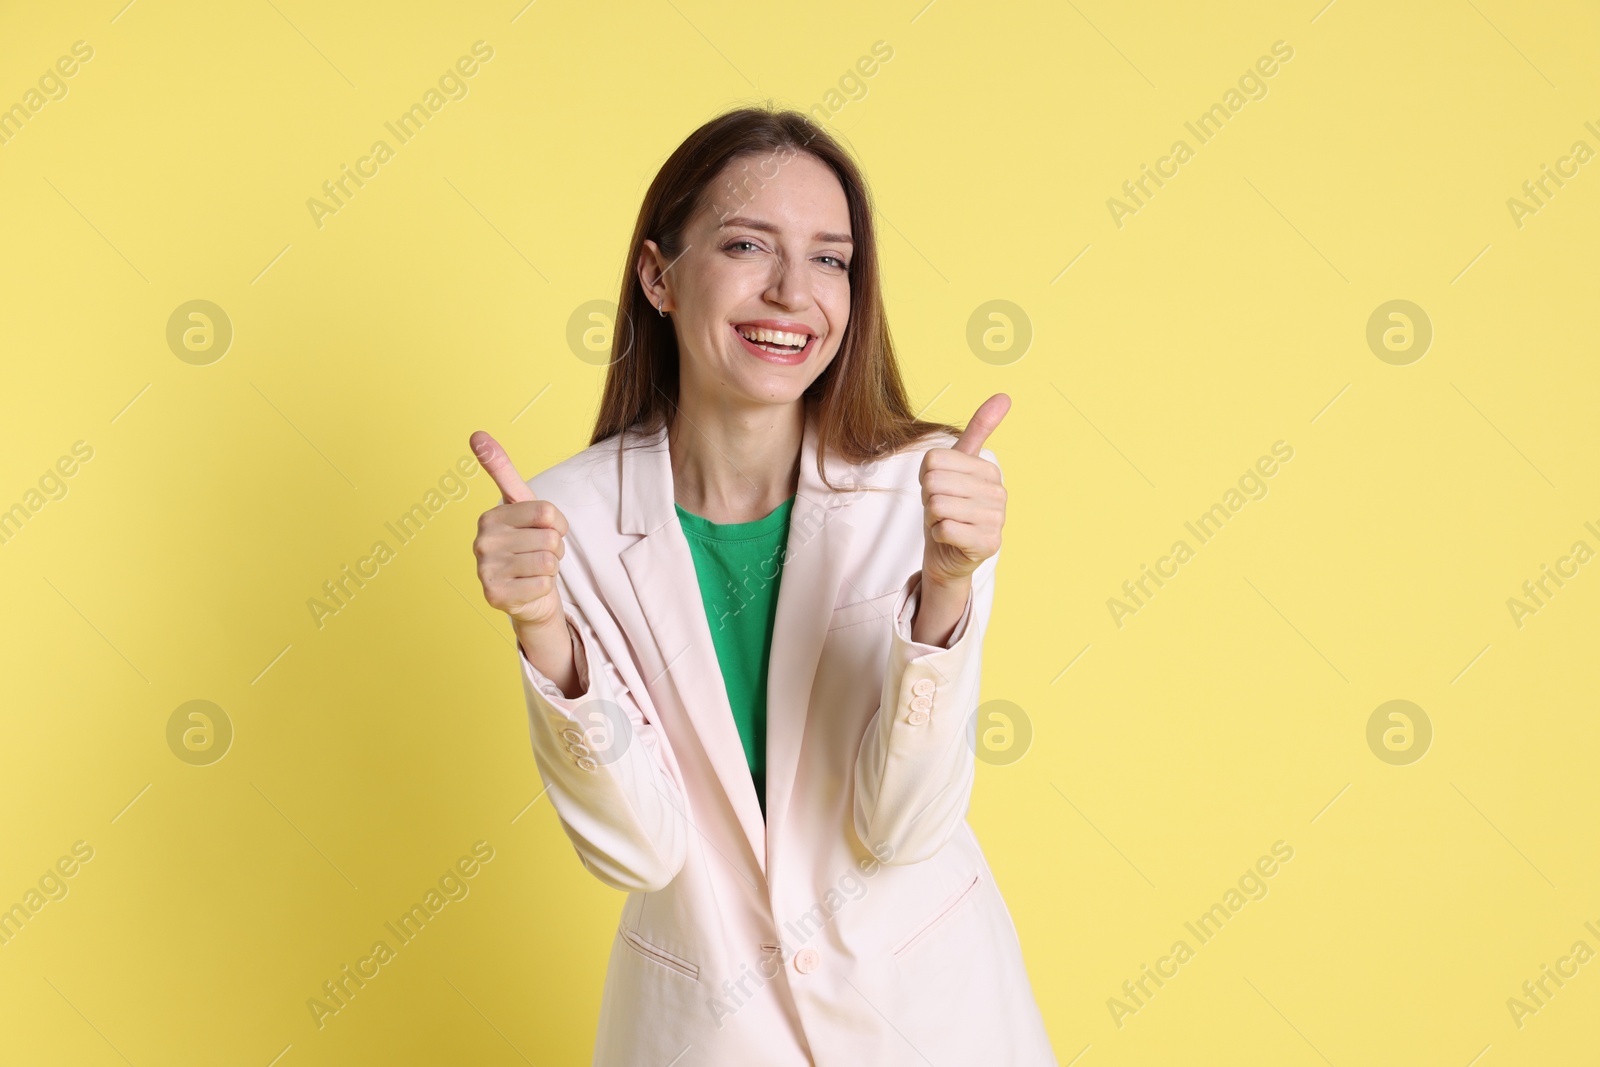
[912,678,935,697]
[909,695,932,713]
[576,756,598,772]
[907,709,930,726]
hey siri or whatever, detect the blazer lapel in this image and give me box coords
[762,411,857,877]
[614,402,858,887]
[620,527,770,875]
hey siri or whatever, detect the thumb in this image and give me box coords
[952,393,1011,456]
[469,430,535,504]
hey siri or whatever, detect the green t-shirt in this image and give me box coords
[674,494,796,819]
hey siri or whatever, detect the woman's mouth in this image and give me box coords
[731,323,815,365]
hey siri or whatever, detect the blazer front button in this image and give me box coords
[909,695,932,713]
[907,709,930,726]
[794,948,819,974]
[912,678,935,697]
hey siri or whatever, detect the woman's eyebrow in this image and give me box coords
[718,215,853,244]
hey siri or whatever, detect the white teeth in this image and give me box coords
[736,325,809,348]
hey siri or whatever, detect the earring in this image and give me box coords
[656,298,667,317]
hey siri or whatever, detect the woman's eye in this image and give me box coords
[818,255,849,270]
[725,239,761,253]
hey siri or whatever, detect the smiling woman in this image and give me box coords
[628,147,859,422]
[468,106,1049,1065]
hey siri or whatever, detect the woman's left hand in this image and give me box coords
[919,393,1010,590]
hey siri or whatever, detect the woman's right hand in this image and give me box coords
[469,430,570,633]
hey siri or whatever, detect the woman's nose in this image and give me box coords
[764,255,811,308]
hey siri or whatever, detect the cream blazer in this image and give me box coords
[514,400,1057,1066]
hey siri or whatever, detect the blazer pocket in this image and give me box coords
[890,871,981,959]
[621,927,700,982]
[827,588,901,632]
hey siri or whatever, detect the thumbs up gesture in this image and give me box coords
[919,394,1010,590]
[469,430,570,633]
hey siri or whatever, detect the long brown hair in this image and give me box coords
[590,105,963,493]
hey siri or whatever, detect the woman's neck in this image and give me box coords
[668,399,804,524]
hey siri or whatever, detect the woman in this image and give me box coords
[470,107,1056,1065]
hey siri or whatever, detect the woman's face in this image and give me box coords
[641,150,853,409]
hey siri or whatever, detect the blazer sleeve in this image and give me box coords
[852,445,1002,865]
[516,562,690,894]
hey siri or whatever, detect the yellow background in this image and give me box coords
[2,0,1597,1063]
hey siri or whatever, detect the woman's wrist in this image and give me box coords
[515,615,583,698]
[910,570,972,648]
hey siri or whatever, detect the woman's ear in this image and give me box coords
[637,239,672,313]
